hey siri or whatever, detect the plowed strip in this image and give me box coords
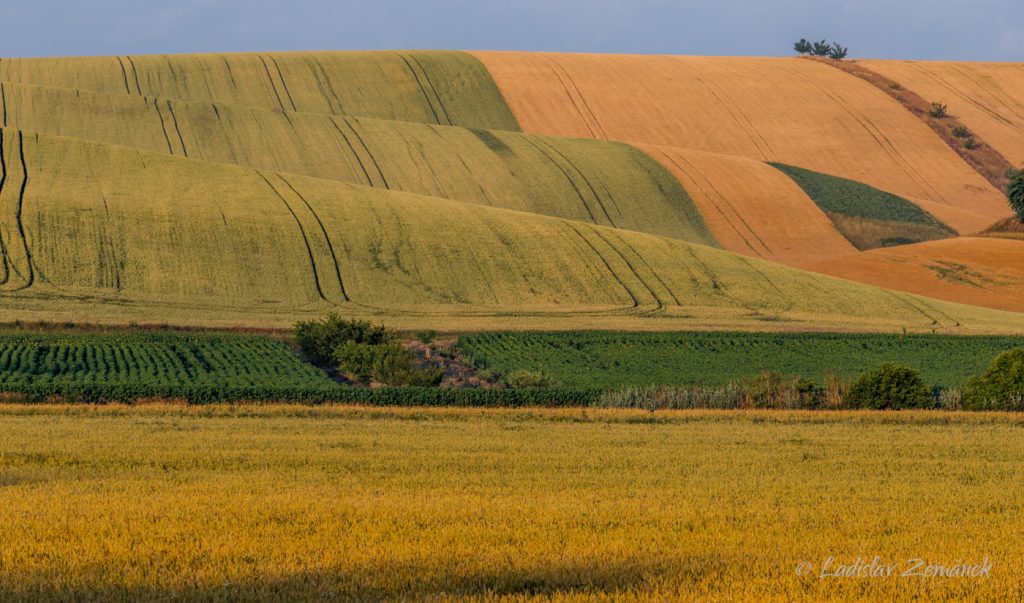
[639,144,857,265]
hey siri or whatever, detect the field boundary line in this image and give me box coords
[151,98,176,154]
[165,100,189,157]
[255,170,330,304]
[279,175,350,302]
[125,56,143,95]
[562,222,640,308]
[407,53,453,126]
[268,55,298,111]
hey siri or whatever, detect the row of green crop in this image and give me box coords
[0,333,333,389]
[456,331,1024,388]
[0,383,602,406]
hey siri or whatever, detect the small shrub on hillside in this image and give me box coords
[335,340,443,386]
[888,82,903,91]
[794,38,848,58]
[928,102,948,118]
[812,39,833,56]
[951,125,970,139]
[846,364,932,409]
[504,369,555,388]
[963,348,1024,411]
[964,137,979,150]
[295,314,391,365]
[1008,170,1024,221]
[827,43,849,60]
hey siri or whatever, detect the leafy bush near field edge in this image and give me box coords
[295,314,442,386]
[845,364,933,410]
[963,348,1024,411]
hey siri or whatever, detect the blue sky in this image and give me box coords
[2,0,1021,60]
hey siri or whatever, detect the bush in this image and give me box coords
[845,364,932,409]
[794,39,813,55]
[964,137,979,150]
[812,39,832,56]
[1009,169,1024,221]
[963,349,1024,411]
[503,369,555,388]
[928,102,948,118]
[827,43,848,60]
[295,314,391,365]
[951,125,970,138]
[888,82,903,91]
[335,341,444,387]
[415,330,437,345]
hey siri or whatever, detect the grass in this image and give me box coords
[770,162,955,248]
[0,404,1021,601]
[457,331,1024,388]
[5,128,1023,332]
[0,51,520,130]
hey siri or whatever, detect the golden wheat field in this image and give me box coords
[0,405,1020,602]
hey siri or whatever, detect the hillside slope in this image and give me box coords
[1,128,1021,332]
[0,82,714,244]
[473,52,1011,233]
[802,237,1024,314]
[635,145,859,264]
[862,60,1024,167]
[0,51,519,130]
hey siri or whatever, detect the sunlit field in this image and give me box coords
[0,405,1020,601]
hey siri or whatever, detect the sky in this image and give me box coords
[1,0,1022,61]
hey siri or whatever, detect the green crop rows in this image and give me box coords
[0,333,338,403]
[457,331,1024,388]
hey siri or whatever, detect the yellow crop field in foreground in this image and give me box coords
[0,405,1021,601]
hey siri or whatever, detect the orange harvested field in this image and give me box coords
[638,145,858,264]
[862,60,1024,167]
[800,237,1024,313]
[473,52,1011,233]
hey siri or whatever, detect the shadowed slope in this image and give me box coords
[1,129,1021,332]
[473,52,1010,232]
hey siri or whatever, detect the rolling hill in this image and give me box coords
[2,128,1021,332]
[472,52,1011,232]
[0,81,714,244]
[0,50,1022,332]
[0,51,519,129]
